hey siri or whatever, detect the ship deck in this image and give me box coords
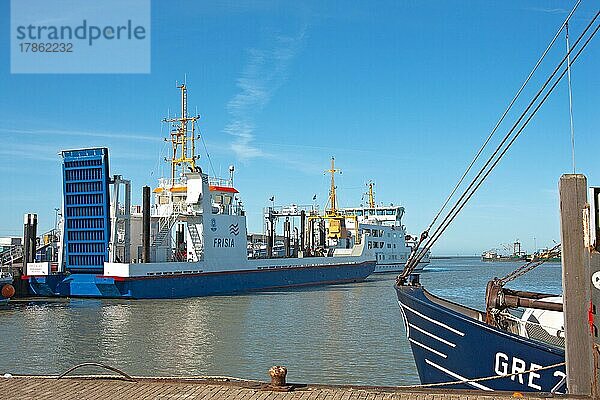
[0,376,582,400]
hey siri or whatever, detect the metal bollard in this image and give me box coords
[268,366,287,387]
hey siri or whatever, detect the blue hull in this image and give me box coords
[27,261,375,299]
[395,282,565,393]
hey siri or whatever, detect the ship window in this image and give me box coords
[223,195,232,205]
[214,195,223,204]
[368,210,375,216]
[387,244,392,248]
[368,242,372,249]
[376,210,384,216]
[386,209,395,215]
[393,244,396,248]
[380,242,384,248]
[356,210,363,216]
[159,195,169,205]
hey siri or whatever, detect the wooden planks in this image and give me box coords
[0,377,580,400]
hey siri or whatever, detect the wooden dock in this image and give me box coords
[0,376,581,400]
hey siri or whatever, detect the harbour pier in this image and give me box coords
[0,375,582,400]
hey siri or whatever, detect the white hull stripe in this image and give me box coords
[425,359,493,391]
[409,338,447,358]
[399,305,410,338]
[399,301,465,336]
[409,323,456,347]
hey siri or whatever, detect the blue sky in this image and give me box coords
[0,1,598,255]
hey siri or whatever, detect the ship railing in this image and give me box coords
[150,201,187,218]
[213,203,244,216]
[157,176,187,188]
[264,204,319,217]
[0,245,23,266]
[499,311,565,348]
[209,177,233,187]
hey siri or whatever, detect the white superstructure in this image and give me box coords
[339,183,429,273]
[103,85,373,279]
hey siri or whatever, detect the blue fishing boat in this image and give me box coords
[394,4,600,395]
[395,276,566,393]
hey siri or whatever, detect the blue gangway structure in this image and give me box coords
[62,148,111,274]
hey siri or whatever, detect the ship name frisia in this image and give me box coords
[213,238,235,248]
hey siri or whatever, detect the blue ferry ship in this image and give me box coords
[25,84,375,299]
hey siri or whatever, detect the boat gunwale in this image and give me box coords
[395,282,565,355]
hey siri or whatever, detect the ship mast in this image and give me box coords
[325,157,342,216]
[365,181,375,208]
[163,84,200,185]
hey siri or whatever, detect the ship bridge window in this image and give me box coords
[386,209,395,215]
[356,210,363,216]
[368,210,375,216]
[159,195,170,205]
[214,194,223,204]
[376,210,385,216]
[223,195,232,205]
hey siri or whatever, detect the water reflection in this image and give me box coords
[0,257,561,386]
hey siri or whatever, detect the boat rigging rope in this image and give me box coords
[499,243,562,285]
[422,0,582,236]
[566,22,577,174]
[200,129,217,177]
[401,10,600,279]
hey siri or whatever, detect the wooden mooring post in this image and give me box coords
[559,174,596,397]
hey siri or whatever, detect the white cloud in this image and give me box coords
[224,26,307,161]
[0,127,159,142]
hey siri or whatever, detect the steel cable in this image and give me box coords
[409,19,600,272]
[423,0,582,235]
[403,11,600,277]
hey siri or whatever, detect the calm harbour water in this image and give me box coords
[0,257,562,386]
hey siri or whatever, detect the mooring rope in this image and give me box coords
[4,361,566,391]
[393,361,566,390]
